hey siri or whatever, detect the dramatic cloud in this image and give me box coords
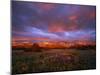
[12,1,96,42]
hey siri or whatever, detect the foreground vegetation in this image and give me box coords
[12,48,96,74]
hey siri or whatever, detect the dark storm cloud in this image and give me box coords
[12,1,96,41]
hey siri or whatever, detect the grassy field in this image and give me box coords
[12,49,96,74]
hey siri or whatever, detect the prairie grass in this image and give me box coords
[12,49,96,74]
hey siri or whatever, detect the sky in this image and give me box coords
[12,1,96,42]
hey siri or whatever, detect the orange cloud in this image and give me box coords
[12,37,51,42]
[89,12,96,19]
[38,3,55,11]
[48,22,65,32]
[69,15,77,21]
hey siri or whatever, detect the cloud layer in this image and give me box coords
[12,1,96,42]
